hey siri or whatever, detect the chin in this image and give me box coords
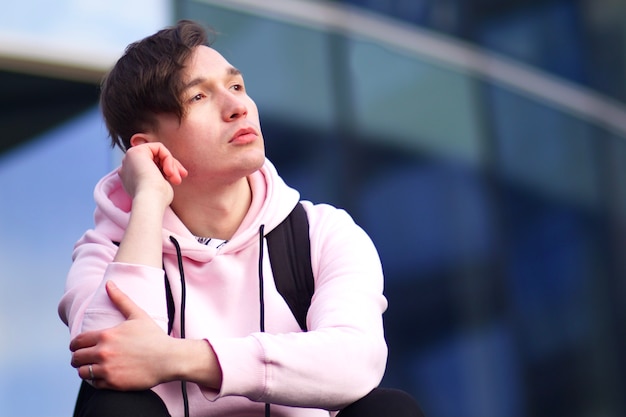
[248,148,266,168]
[236,152,266,176]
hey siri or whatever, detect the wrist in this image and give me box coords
[169,338,223,389]
[114,190,168,266]
[132,188,172,211]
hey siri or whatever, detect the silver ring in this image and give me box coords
[88,364,95,381]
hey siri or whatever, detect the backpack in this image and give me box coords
[117,202,315,333]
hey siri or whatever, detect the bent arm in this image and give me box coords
[207,204,388,410]
[59,143,182,337]
[69,280,222,391]
[113,142,186,267]
[59,144,224,391]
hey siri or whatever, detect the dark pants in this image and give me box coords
[74,381,424,417]
[74,382,170,417]
[337,388,424,417]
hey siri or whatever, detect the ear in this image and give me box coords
[129,132,158,148]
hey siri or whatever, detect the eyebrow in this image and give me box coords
[182,66,242,91]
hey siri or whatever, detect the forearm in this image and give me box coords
[114,191,168,268]
[114,142,184,267]
[59,231,171,338]
[208,324,386,409]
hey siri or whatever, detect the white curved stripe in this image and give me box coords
[198,0,626,137]
[0,31,116,83]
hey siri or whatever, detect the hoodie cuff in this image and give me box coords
[200,335,266,402]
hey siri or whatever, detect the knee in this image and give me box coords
[75,388,170,417]
[339,388,425,417]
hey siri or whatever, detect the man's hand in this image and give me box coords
[70,281,223,391]
[119,142,188,208]
[70,281,176,390]
[113,142,188,267]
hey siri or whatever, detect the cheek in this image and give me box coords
[169,123,213,150]
[246,98,261,117]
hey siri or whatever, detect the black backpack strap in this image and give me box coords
[266,202,315,331]
[112,241,175,335]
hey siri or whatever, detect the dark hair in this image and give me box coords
[100,20,214,151]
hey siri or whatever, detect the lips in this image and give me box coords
[230,127,258,144]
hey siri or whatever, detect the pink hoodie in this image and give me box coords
[58,159,388,417]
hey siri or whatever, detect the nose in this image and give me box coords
[222,92,248,121]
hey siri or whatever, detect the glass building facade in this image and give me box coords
[175,2,626,416]
[1,1,625,416]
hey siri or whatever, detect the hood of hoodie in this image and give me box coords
[93,158,300,262]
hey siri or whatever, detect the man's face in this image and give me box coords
[154,45,265,184]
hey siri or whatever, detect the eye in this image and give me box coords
[189,93,205,103]
[231,82,245,92]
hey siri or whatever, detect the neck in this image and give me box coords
[170,176,252,240]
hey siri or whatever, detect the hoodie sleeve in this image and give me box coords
[58,229,170,339]
[206,202,388,410]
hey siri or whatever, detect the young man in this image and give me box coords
[59,20,423,417]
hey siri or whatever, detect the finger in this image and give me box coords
[160,155,179,182]
[171,160,189,184]
[78,363,97,381]
[70,342,100,369]
[161,154,187,185]
[105,280,147,320]
[69,331,99,353]
[148,143,187,183]
[139,142,186,185]
[178,160,189,177]
[79,364,106,390]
